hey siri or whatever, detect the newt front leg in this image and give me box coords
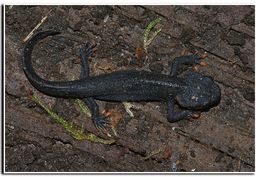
[166,54,204,122]
[79,42,110,130]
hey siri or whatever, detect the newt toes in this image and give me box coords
[23,30,221,129]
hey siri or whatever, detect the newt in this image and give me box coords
[23,30,221,130]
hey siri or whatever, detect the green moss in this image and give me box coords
[75,99,92,118]
[31,94,115,145]
[144,18,162,53]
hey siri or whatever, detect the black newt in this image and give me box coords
[23,30,221,129]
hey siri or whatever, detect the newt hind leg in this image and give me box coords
[82,96,110,129]
[79,42,93,77]
[79,42,110,130]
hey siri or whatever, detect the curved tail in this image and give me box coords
[22,30,74,97]
[23,30,60,83]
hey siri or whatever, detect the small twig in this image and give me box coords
[123,102,142,117]
[22,9,53,43]
[235,155,242,171]
[144,147,163,160]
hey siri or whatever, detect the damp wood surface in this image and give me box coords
[5,5,254,172]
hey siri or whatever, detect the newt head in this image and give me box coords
[176,72,221,110]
